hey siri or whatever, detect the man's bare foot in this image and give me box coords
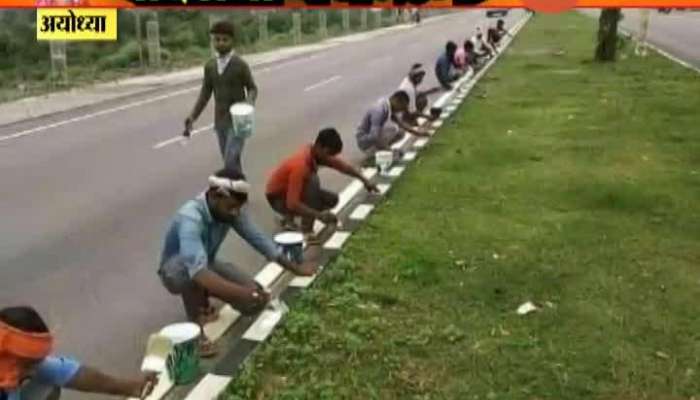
[198,337,218,358]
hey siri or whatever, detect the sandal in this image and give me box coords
[304,233,323,246]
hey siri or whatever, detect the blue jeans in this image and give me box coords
[215,127,246,173]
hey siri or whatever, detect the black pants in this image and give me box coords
[267,173,338,232]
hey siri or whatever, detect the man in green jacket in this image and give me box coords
[185,20,258,173]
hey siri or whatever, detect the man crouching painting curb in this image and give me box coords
[0,306,157,400]
[157,169,315,356]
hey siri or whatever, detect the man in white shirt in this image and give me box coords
[398,64,441,127]
[472,27,495,59]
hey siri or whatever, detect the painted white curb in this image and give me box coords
[289,265,324,288]
[183,374,232,400]
[242,309,284,342]
[323,231,352,250]
[387,166,406,178]
[349,204,375,221]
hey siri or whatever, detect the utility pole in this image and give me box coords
[635,9,651,57]
[134,11,144,69]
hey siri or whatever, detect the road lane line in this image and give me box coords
[303,75,342,92]
[2,55,329,144]
[152,123,213,149]
[0,87,199,143]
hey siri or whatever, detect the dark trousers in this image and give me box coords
[267,173,338,232]
[159,257,262,319]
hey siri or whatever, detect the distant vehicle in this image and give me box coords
[486,9,509,18]
[658,8,672,13]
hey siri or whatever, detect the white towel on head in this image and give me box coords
[208,176,250,195]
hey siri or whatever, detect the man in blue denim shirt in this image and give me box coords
[158,169,314,344]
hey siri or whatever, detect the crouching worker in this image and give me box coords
[356,91,430,155]
[0,306,157,400]
[266,128,378,244]
[158,169,314,355]
[398,64,442,127]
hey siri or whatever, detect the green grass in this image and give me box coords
[224,12,700,400]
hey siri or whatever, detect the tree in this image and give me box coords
[595,8,622,62]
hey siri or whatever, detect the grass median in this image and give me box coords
[224,12,700,400]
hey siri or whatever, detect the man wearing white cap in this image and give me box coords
[398,63,441,127]
[157,168,314,354]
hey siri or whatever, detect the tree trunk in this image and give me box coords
[595,8,621,62]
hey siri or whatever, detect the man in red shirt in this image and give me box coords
[266,128,377,243]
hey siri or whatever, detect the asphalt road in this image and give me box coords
[583,8,700,68]
[0,10,524,399]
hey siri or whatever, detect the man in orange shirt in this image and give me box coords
[266,128,378,243]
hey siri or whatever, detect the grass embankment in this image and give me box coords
[225,12,700,400]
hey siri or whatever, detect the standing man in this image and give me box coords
[356,91,430,155]
[184,20,258,173]
[398,64,441,126]
[158,169,313,354]
[0,306,157,400]
[435,41,461,90]
[267,128,378,243]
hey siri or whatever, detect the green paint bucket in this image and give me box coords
[160,322,201,385]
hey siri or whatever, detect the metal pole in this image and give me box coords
[360,9,367,30]
[319,11,328,38]
[146,19,161,68]
[373,9,382,28]
[635,9,650,57]
[49,40,68,84]
[258,12,269,42]
[135,11,144,69]
[342,9,350,33]
[292,12,301,44]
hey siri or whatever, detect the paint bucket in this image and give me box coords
[159,322,201,385]
[274,231,304,265]
[375,150,393,175]
[229,102,255,139]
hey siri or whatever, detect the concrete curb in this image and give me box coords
[148,12,533,400]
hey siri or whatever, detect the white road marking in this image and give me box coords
[1,87,198,143]
[152,123,214,149]
[387,166,405,177]
[303,75,342,92]
[332,180,364,215]
[402,151,417,162]
[242,309,283,342]
[2,54,328,144]
[349,204,374,220]
[323,231,351,250]
[203,305,240,343]
[183,374,232,400]
[254,262,285,289]
[391,134,411,150]
[289,265,324,288]
[414,138,429,148]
